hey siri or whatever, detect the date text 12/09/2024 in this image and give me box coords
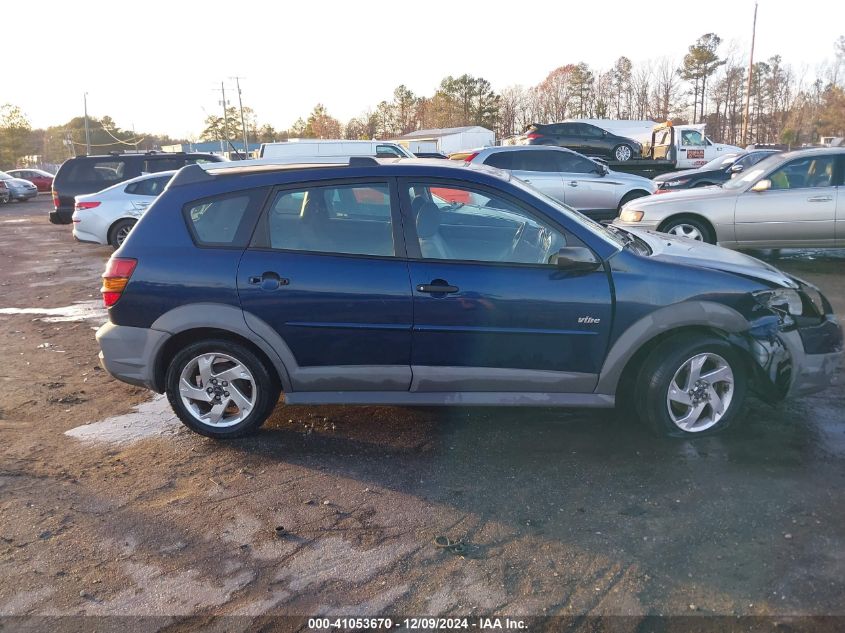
[308,617,528,630]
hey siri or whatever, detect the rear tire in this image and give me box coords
[613,144,634,161]
[165,339,280,439]
[660,215,715,244]
[109,219,137,249]
[635,334,747,437]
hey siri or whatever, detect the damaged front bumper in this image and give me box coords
[738,281,843,399]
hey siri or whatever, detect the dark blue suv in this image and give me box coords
[96,158,842,439]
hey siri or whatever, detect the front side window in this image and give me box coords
[264,183,395,257]
[681,130,705,146]
[407,183,568,265]
[768,156,836,190]
[375,144,405,158]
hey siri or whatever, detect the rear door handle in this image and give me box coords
[568,181,579,187]
[807,196,833,202]
[417,282,459,294]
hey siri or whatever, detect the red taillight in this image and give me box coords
[526,133,542,139]
[75,201,101,210]
[463,152,479,163]
[101,257,137,308]
[52,188,60,208]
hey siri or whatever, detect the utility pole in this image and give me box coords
[741,1,758,147]
[216,82,231,153]
[231,76,250,159]
[83,92,91,155]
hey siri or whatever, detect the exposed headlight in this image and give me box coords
[754,288,803,316]
[619,209,644,222]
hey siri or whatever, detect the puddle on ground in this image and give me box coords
[0,300,106,323]
[65,396,183,444]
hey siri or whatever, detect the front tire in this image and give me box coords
[635,334,747,437]
[613,144,634,161]
[165,339,280,439]
[109,218,137,249]
[617,190,650,212]
[660,215,715,244]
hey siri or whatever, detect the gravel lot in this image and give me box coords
[1,197,844,629]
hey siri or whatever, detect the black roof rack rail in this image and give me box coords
[348,156,379,167]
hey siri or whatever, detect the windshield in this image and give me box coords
[509,176,625,249]
[0,171,12,180]
[700,153,739,171]
[722,152,785,190]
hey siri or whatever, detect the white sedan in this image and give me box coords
[72,170,176,248]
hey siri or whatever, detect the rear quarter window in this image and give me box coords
[60,159,129,185]
[183,188,267,247]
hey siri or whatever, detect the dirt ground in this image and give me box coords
[1,197,844,631]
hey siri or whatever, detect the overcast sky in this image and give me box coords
[4,0,843,138]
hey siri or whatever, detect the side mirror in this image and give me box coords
[550,247,601,272]
[594,162,609,176]
[750,179,771,193]
[729,163,744,174]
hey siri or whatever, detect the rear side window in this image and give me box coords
[61,159,128,184]
[125,175,171,196]
[483,153,515,169]
[184,189,266,247]
[260,182,395,257]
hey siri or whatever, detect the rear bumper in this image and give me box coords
[10,189,37,200]
[96,322,170,392]
[50,208,73,224]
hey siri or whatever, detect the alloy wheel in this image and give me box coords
[615,145,632,161]
[178,353,257,428]
[666,352,735,432]
[667,223,704,241]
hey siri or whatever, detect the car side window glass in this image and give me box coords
[265,183,394,257]
[557,153,595,174]
[513,151,562,173]
[184,190,264,247]
[768,156,836,190]
[144,158,184,173]
[582,125,604,138]
[375,144,403,158]
[681,130,705,147]
[407,183,568,266]
[483,153,514,170]
[67,160,127,184]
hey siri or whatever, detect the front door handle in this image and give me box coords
[568,181,579,187]
[417,280,459,295]
[807,195,833,202]
[249,271,290,290]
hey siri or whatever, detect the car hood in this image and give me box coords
[629,185,733,207]
[629,228,797,288]
[653,168,720,183]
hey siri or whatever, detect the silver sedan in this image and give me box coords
[614,147,845,248]
[463,145,656,221]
